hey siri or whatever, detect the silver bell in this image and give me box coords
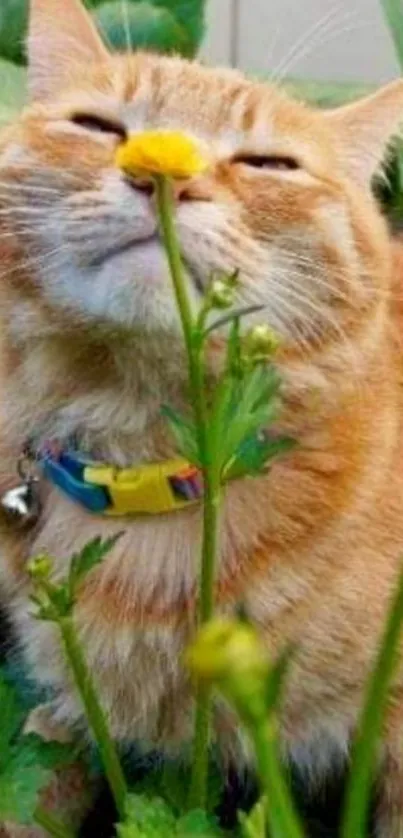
[1,451,42,528]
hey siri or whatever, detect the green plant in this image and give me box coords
[376,0,403,222]
[28,537,128,822]
[0,672,75,837]
[0,0,28,65]
[186,618,303,838]
[146,135,293,811]
[17,538,228,837]
[341,563,403,838]
[117,795,223,837]
[380,0,403,70]
[93,0,205,57]
[0,0,206,65]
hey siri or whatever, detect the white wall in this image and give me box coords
[202,0,401,83]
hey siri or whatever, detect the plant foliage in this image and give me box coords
[0,673,73,825]
[0,0,206,65]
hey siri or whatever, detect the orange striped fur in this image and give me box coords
[2,0,403,834]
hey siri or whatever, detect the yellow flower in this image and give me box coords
[115,131,208,179]
[185,617,269,684]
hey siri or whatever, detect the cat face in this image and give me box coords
[0,0,402,353]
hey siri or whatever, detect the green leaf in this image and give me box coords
[380,0,403,70]
[161,405,201,466]
[94,2,191,56]
[341,561,403,838]
[0,672,25,761]
[226,317,243,379]
[0,671,77,825]
[118,794,176,837]
[69,533,122,599]
[117,794,224,838]
[239,797,267,838]
[48,586,72,617]
[31,582,73,621]
[0,0,28,65]
[176,809,223,836]
[160,760,223,817]
[223,434,296,482]
[151,0,206,53]
[203,306,265,338]
[0,746,51,824]
[219,365,282,473]
[30,593,60,622]
[22,733,77,771]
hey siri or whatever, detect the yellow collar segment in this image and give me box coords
[82,458,202,515]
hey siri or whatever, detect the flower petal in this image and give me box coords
[115,131,208,179]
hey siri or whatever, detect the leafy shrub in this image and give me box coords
[0,0,206,65]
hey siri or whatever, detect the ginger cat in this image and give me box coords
[2,0,403,834]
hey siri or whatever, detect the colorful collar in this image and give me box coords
[39,448,203,516]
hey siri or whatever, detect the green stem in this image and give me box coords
[155,176,222,809]
[252,720,305,838]
[59,617,127,822]
[187,683,211,810]
[341,565,403,838]
[34,805,75,838]
[155,178,196,370]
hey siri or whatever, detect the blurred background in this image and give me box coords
[204,0,400,83]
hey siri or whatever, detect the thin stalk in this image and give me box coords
[34,805,75,838]
[252,720,305,838]
[155,177,196,373]
[59,617,127,821]
[341,564,403,838]
[155,175,222,809]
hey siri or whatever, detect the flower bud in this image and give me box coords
[27,553,53,580]
[243,325,281,361]
[209,279,235,310]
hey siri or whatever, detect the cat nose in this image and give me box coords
[124,174,201,202]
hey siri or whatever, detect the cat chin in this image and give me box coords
[42,238,200,336]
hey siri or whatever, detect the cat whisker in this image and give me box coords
[0,184,66,197]
[120,0,133,54]
[270,3,350,83]
[94,15,115,52]
[272,275,364,385]
[278,19,376,83]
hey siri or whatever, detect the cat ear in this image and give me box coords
[326,79,403,187]
[28,0,109,101]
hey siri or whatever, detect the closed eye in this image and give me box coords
[234,154,300,171]
[70,113,127,141]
